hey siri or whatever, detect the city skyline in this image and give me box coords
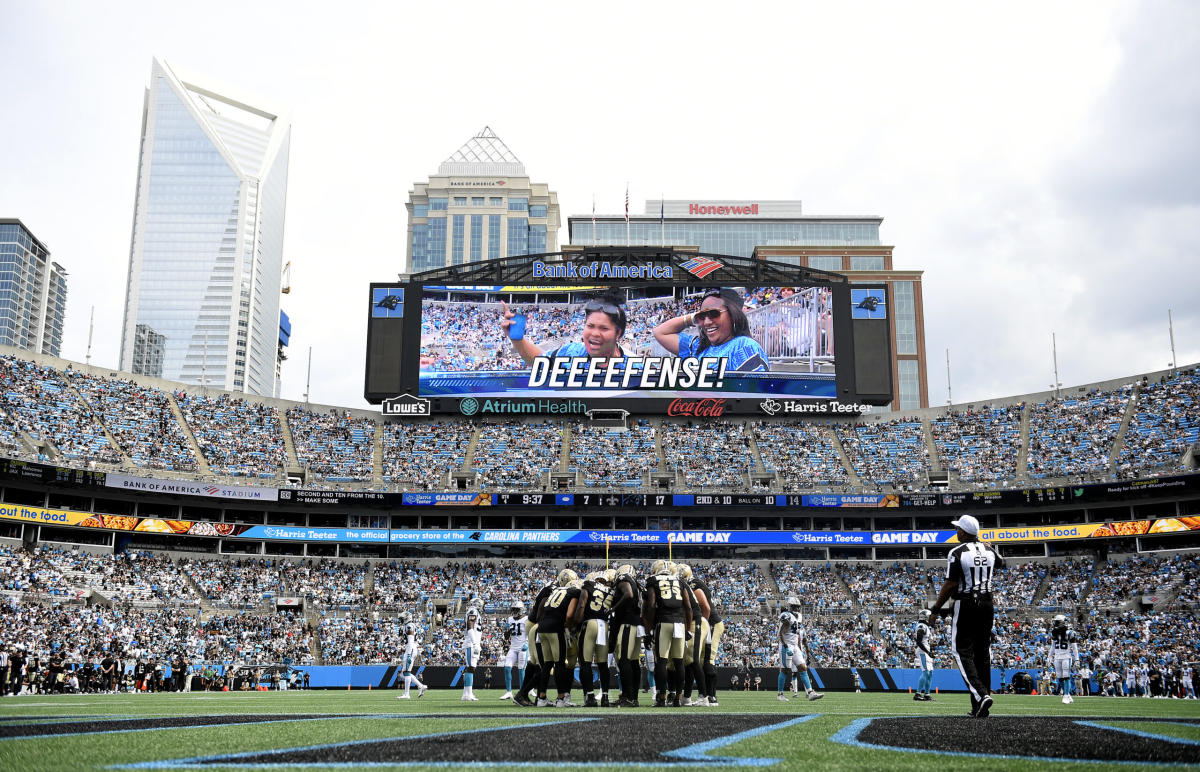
[1,1,1196,410]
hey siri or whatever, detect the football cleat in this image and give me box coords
[584,694,598,708]
[396,694,410,700]
[500,691,512,700]
[777,693,789,701]
[807,691,824,701]
[977,695,993,718]
[536,698,551,707]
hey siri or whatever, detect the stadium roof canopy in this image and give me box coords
[406,247,848,286]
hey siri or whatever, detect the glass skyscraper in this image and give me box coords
[0,219,67,357]
[405,127,559,273]
[119,59,290,396]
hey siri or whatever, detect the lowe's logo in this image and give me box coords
[382,393,431,417]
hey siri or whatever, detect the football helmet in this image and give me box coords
[787,596,802,613]
[650,559,669,576]
[676,563,693,581]
[1052,614,1066,625]
[917,609,931,622]
[510,601,525,616]
[557,569,579,586]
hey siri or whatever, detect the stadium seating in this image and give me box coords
[286,406,375,482]
[176,392,286,479]
[568,419,658,487]
[836,418,929,488]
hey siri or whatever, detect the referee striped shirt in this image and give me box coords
[945,540,1004,595]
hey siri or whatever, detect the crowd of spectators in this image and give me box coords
[181,557,283,609]
[841,561,937,611]
[0,356,122,465]
[661,421,754,488]
[931,406,1020,483]
[278,560,368,609]
[0,545,200,606]
[1037,558,1093,609]
[67,371,198,472]
[474,420,563,489]
[1026,386,1132,479]
[1117,370,1200,474]
[381,421,474,488]
[836,419,929,488]
[771,562,855,612]
[569,419,658,487]
[994,561,1049,609]
[177,393,286,478]
[286,406,375,482]
[371,561,455,609]
[1085,554,1187,609]
[752,422,848,490]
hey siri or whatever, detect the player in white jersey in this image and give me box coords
[499,602,528,700]
[462,598,483,701]
[1138,662,1150,697]
[1125,663,1137,696]
[913,608,935,701]
[777,597,823,702]
[1183,665,1196,699]
[395,611,428,699]
[1046,614,1079,704]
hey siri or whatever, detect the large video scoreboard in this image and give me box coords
[365,249,893,415]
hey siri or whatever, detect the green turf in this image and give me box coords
[0,689,1197,771]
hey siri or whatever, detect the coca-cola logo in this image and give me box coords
[667,398,727,418]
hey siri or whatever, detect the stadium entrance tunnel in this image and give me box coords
[834,716,1200,765]
[122,714,818,768]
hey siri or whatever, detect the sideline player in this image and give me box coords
[777,596,823,701]
[913,608,935,701]
[395,611,427,699]
[461,598,483,701]
[929,514,1005,718]
[1047,614,1079,704]
[500,602,528,700]
[703,595,725,706]
[644,559,691,707]
[577,571,615,707]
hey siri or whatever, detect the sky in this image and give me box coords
[2,0,1197,411]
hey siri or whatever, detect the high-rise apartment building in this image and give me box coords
[405,127,559,273]
[0,219,68,357]
[119,58,291,396]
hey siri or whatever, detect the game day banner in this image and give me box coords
[4,503,1199,545]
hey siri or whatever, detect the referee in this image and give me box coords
[929,514,1005,718]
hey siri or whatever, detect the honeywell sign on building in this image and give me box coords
[657,200,802,218]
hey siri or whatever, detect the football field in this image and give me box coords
[1,689,1198,770]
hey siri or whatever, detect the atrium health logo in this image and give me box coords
[460,397,480,416]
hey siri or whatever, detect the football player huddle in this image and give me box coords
[497,560,727,708]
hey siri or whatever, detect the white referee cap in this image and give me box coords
[950,514,980,536]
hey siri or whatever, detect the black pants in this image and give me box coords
[951,594,994,711]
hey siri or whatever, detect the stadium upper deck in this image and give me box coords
[1,347,1195,495]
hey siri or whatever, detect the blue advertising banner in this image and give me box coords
[228,527,958,546]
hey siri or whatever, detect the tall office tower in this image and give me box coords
[405,127,559,273]
[120,58,291,396]
[0,219,68,357]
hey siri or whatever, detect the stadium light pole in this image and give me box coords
[1166,312,1176,376]
[303,346,312,404]
[945,348,952,405]
[85,306,94,366]
[1051,332,1062,398]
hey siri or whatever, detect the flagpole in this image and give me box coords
[625,182,630,247]
[592,194,597,246]
[660,194,665,246]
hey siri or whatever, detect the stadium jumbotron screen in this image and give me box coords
[364,251,893,414]
[418,283,838,401]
